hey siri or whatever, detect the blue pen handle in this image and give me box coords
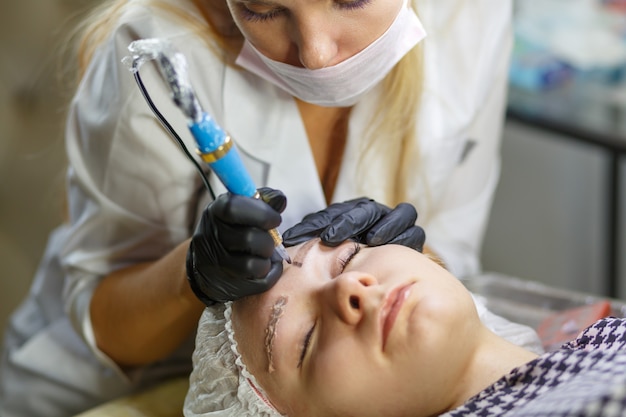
[188,113,291,263]
[124,38,290,263]
[189,113,257,197]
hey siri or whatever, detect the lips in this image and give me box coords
[381,283,414,350]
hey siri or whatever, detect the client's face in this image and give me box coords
[232,240,482,417]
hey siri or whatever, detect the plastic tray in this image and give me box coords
[462,272,626,331]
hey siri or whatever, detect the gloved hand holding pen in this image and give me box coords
[186,187,287,306]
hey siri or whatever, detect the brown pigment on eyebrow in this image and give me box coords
[290,239,317,268]
[265,296,288,373]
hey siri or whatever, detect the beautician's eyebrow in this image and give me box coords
[241,0,282,6]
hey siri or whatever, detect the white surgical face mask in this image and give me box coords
[235,1,427,107]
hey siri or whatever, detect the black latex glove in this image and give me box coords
[282,197,425,252]
[186,187,287,306]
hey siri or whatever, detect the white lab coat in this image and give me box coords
[0,0,514,415]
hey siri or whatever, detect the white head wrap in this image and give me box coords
[184,302,285,417]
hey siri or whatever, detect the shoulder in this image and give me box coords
[80,0,226,105]
[417,0,514,86]
[416,0,514,139]
[112,0,210,51]
[417,0,513,34]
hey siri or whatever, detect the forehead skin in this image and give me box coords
[232,293,269,376]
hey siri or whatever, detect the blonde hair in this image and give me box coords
[73,0,425,206]
[360,39,424,206]
[74,0,220,79]
[73,0,127,80]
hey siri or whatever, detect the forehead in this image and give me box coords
[231,241,317,370]
[233,258,302,335]
[232,294,270,373]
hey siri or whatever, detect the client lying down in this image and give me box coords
[184,240,626,417]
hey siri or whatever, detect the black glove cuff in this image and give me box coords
[186,243,217,307]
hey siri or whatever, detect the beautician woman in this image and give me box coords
[0,0,513,416]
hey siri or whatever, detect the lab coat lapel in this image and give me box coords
[222,66,326,230]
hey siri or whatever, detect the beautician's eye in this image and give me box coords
[338,242,361,273]
[239,0,372,22]
[238,3,286,22]
[335,0,373,11]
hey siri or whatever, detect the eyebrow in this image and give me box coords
[263,239,317,371]
[240,0,281,6]
[265,296,288,373]
[291,238,317,268]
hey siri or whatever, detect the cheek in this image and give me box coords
[308,362,418,417]
[404,279,477,354]
[310,364,380,415]
[303,340,415,417]
[231,17,292,60]
[421,279,477,322]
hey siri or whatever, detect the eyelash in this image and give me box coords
[240,0,372,22]
[297,322,315,368]
[240,6,283,22]
[338,242,361,273]
[297,242,361,368]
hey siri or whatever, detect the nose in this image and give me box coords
[323,272,378,325]
[294,16,338,69]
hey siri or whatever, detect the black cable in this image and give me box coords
[132,63,215,200]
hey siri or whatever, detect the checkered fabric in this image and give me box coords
[442,318,626,417]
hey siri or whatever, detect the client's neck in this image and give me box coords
[450,327,539,410]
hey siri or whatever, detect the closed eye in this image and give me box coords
[339,242,361,273]
[239,5,286,22]
[336,0,373,11]
[298,321,316,368]
[239,0,373,23]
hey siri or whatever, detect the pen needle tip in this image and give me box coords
[276,244,291,264]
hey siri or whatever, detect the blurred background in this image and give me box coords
[482,0,626,299]
[0,0,99,347]
[1,0,626,348]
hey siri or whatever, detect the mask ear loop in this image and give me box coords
[132,60,216,200]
